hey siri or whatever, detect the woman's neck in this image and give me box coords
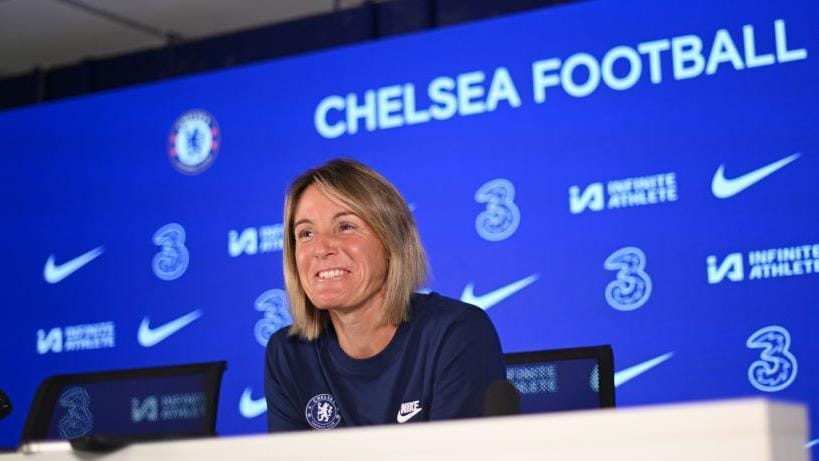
[329,299,397,359]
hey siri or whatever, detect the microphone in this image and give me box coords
[0,389,11,420]
[483,379,520,417]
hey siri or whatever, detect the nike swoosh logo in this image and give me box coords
[614,352,674,388]
[239,387,267,418]
[806,438,818,449]
[137,309,202,347]
[711,153,800,199]
[460,274,539,311]
[43,246,105,284]
[396,407,423,423]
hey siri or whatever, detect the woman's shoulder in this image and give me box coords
[411,291,494,328]
[265,326,315,359]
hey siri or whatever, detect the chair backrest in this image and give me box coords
[504,345,614,414]
[20,361,226,444]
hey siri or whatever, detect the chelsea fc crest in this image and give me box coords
[168,109,220,175]
[305,394,341,429]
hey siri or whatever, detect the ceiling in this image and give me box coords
[0,0,365,77]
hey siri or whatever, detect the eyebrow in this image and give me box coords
[294,211,358,228]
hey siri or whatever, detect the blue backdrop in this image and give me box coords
[1,0,817,451]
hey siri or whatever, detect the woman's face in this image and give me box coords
[293,185,388,313]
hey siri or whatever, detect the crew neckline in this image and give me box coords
[323,293,430,375]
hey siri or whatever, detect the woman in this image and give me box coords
[265,159,505,431]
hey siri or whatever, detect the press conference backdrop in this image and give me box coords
[1,0,817,451]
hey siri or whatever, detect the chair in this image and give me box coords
[504,345,615,414]
[20,361,226,445]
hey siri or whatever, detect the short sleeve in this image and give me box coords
[264,332,307,432]
[428,306,506,420]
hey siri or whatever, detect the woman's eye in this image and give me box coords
[298,229,313,239]
[339,222,356,231]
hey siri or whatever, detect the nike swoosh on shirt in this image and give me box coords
[711,153,800,199]
[137,309,202,347]
[460,274,539,311]
[43,246,105,284]
[239,387,267,418]
[806,438,819,449]
[614,352,674,388]
[396,407,423,423]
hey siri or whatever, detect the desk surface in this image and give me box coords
[3,398,811,461]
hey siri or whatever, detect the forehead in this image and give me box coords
[294,184,354,220]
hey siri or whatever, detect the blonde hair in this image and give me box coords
[283,159,428,340]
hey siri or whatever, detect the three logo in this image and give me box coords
[57,387,93,439]
[152,223,189,281]
[746,325,798,392]
[604,247,652,311]
[475,178,520,241]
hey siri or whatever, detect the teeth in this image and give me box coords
[318,269,346,280]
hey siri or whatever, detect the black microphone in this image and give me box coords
[483,379,520,417]
[0,389,11,420]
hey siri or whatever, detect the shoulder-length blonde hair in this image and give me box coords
[283,159,428,340]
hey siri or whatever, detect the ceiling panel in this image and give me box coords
[0,0,365,78]
[0,0,164,76]
[79,0,338,38]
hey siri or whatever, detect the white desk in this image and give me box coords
[3,398,810,461]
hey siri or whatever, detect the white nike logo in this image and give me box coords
[614,352,674,388]
[239,387,267,418]
[806,438,818,449]
[396,405,423,423]
[137,309,202,347]
[43,246,105,284]
[460,274,539,311]
[711,153,800,199]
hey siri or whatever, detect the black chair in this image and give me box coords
[21,361,226,447]
[504,345,615,414]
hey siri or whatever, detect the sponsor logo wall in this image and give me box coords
[1,0,817,451]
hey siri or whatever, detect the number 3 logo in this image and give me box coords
[254,289,292,347]
[152,223,189,281]
[604,247,652,311]
[475,178,521,242]
[58,387,93,440]
[746,325,798,392]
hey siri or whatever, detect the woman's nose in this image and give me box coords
[312,234,336,258]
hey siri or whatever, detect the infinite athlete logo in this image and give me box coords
[152,223,189,281]
[168,110,220,175]
[569,172,677,215]
[604,247,652,311]
[475,178,520,241]
[37,322,116,354]
[707,243,819,284]
[228,224,284,257]
[506,364,558,394]
[305,394,341,430]
[746,326,798,392]
[58,387,93,440]
[254,289,292,347]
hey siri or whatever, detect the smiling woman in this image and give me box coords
[264,159,506,431]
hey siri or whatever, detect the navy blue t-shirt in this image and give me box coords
[264,292,506,431]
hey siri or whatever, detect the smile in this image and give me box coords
[316,269,350,280]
